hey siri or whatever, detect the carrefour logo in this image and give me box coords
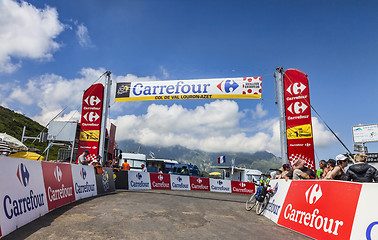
[158,174,163,181]
[286,82,306,95]
[54,166,63,182]
[305,184,322,205]
[217,180,223,185]
[80,168,87,180]
[239,182,246,188]
[217,80,239,93]
[177,176,182,182]
[136,173,142,180]
[197,178,202,184]
[17,163,30,187]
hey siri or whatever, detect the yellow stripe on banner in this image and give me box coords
[115,94,262,102]
[79,130,100,142]
[287,124,313,139]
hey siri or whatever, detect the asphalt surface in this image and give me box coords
[3,190,311,240]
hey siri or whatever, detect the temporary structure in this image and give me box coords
[0,133,28,151]
[8,151,44,161]
[0,141,10,155]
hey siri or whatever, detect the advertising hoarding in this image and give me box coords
[189,177,210,191]
[41,162,76,210]
[0,157,49,236]
[209,178,231,193]
[283,69,316,171]
[115,77,262,102]
[262,179,291,223]
[128,171,151,190]
[277,180,361,239]
[170,175,190,191]
[71,164,97,200]
[150,173,171,190]
[231,181,255,194]
[95,167,115,195]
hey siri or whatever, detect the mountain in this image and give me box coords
[118,139,282,173]
[0,105,58,159]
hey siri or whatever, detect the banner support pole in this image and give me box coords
[274,67,288,164]
[99,71,112,165]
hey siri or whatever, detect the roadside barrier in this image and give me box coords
[120,170,255,194]
[261,179,378,240]
[0,156,115,238]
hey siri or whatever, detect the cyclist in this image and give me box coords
[255,173,270,202]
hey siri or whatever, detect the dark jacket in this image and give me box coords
[345,163,378,182]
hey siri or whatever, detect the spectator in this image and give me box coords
[141,164,147,172]
[345,153,378,182]
[276,164,291,179]
[325,154,348,180]
[92,155,102,167]
[316,160,327,179]
[122,160,130,170]
[92,155,104,174]
[78,150,91,165]
[104,160,113,168]
[324,159,336,177]
[291,159,315,180]
[158,168,163,174]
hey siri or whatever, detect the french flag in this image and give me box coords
[218,156,226,164]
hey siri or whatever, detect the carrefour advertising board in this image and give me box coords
[41,162,76,211]
[115,77,262,102]
[0,157,49,237]
[128,171,151,190]
[71,164,97,200]
[209,178,231,193]
[277,180,362,240]
[150,173,171,190]
[170,175,190,191]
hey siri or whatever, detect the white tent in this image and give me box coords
[0,133,28,151]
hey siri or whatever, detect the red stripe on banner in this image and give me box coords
[283,69,316,171]
[77,83,104,163]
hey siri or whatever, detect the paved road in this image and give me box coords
[3,190,311,240]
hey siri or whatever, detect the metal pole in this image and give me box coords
[98,71,112,165]
[70,141,75,164]
[274,67,288,164]
[21,126,26,143]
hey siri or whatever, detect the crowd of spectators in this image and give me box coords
[274,153,378,183]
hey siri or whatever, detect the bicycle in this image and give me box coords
[245,192,258,211]
[255,185,274,215]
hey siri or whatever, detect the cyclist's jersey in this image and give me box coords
[259,177,270,186]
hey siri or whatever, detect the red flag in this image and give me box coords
[76,83,104,163]
[283,69,315,171]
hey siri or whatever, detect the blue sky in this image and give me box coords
[1,0,377,162]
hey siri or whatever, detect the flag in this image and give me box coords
[218,156,225,164]
[231,159,235,175]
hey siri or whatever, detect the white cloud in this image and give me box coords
[160,66,170,79]
[113,100,281,154]
[312,117,337,147]
[76,23,93,48]
[251,102,268,119]
[0,0,64,73]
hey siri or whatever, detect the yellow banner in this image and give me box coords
[287,124,313,139]
[79,130,100,142]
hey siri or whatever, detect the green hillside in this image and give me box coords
[0,105,58,159]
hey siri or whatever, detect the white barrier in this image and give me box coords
[0,156,115,238]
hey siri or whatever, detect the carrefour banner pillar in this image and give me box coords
[77,83,104,163]
[283,69,315,171]
[115,77,262,102]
